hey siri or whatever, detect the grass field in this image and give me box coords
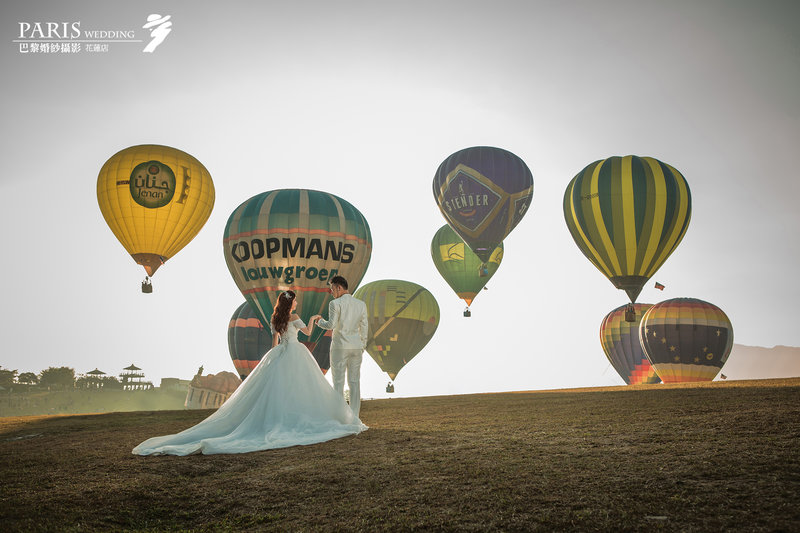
[1,378,798,532]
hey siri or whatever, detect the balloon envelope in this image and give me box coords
[430,224,502,307]
[563,155,691,302]
[228,301,273,380]
[353,280,440,380]
[639,297,733,383]
[433,146,532,264]
[223,189,372,348]
[600,303,660,385]
[97,144,215,277]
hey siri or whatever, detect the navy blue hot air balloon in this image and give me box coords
[433,146,533,265]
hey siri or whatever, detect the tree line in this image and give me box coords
[0,366,124,391]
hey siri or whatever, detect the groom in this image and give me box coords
[314,275,369,417]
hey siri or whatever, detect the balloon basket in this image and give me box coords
[141,277,153,294]
[624,304,635,322]
[463,308,471,318]
[386,382,395,393]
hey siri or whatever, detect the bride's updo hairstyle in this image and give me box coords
[271,290,296,335]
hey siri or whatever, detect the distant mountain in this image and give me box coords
[719,344,800,380]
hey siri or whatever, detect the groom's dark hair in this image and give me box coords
[329,275,348,290]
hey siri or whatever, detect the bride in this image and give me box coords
[132,290,367,456]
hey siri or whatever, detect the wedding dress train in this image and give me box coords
[132,319,366,455]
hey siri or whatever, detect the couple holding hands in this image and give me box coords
[133,276,370,456]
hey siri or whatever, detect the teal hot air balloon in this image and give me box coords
[563,156,691,302]
[223,189,372,352]
[433,146,533,265]
[228,301,273,380]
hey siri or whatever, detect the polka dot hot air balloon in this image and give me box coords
[639,298,733,383]
[600,303,660,385]
[223,189,372,353]
[97,145,215,291]
[353,280,440,382]
[433,146,533,266]
[563,156,691,302]
[228,301,273,380]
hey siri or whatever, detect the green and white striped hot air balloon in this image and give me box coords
[223,189,372,353]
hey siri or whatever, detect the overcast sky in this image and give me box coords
[1,0,798,398]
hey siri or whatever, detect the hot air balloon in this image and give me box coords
[97,144,215,291]
[563,156,691,302]
[639,298,733,383]
[223,189,372,350]
[600,303,660,385]
[228,301,273,380]
[353,280,440,381]
[311,330,333,375]
[432,146,533,265]
[430,224,502,314]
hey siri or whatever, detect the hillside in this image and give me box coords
[722,344,800,380]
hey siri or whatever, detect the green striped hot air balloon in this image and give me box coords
[563,156,691,302]
[223,189,372,350]
[430,224,503,311]
[353,280,440,381]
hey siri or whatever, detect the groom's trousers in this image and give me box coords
[330,348,363,417]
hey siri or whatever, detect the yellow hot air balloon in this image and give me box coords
[97,145,215,288]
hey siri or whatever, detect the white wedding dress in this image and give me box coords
[132,319,367,456]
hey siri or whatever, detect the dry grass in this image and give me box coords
[1,378,798,532]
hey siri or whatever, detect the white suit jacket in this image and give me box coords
[316,293,369,350]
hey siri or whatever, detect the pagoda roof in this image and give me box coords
[86,368,106,375]
[123,364,142,371]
